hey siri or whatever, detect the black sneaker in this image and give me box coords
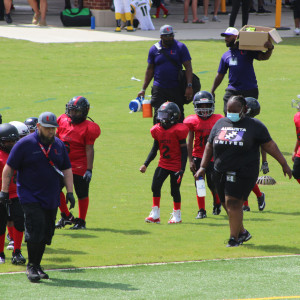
[6,233,12,242]
[70,218,86,230]
[249,7,256,14]
[11,249,26,265]
[257,192,266,211]
[4,13,12,24]
[195,208,207,219]
[0,252,5,264]
[257,7,272,14]
[212,204,221,215]
[36,265,49,279]
[243,205,250,212]
[238,229,252,244]
[226,237,241,247]
[55,212,75,229]
[26,264,40,282]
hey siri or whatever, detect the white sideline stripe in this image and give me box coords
[0,254,299,276]
[0,25,157,43]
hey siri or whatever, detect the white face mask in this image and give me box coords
[227,108,243,122]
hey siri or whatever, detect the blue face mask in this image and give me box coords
[227,108,243,122]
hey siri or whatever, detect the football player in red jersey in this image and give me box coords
[55,96,101,230]
[184,91,223,219]
[140,102,189,224]
[0,123,27,265]
[291,97,300,184]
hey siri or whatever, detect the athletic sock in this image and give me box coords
[197,196,205,210]
[155,7,160,17]
[160,3,168,14]
[13,227,23,251]
[297,179,300,184]
[36,243,46,266]
[78,197,89,221]
[243,200,249,206]
[59,192,71,216]
[7,226,13,240]
[173,202,181,210]
[252,184,262,197]
[0,234,5,253]
[152,197,160,208]
[214,194,221,205]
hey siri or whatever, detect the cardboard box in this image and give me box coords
[238,25,282,51]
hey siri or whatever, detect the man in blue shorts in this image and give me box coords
[137,24,194,124]
[0,112,75,282]
[211,27,275,114]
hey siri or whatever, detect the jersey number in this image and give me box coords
[162,145,170,159]
[199,135,209,148]
[140,5,148,16]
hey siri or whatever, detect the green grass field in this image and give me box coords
[0,36,299,299]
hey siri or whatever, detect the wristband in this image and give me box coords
[141,89,146,92]
[187,83,192,88]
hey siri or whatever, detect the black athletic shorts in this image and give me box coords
[292,156,300,179]
[0,204,8,235]
[7,198,25,232]
[60,173,90,199]
[22,203,57,245]
[212,170,257,203]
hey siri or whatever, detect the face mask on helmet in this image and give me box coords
[66,96,90,124]
[24,117,38,133]
[157,102,180,129]
[9,121,30,138]
[157,111,173,129]
[194,102,215,118]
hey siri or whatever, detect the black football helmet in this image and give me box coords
[0,123,19,153]
[193,91,215,119]
[157,102,181,129]
[66,96,90,124]
[245,97,260,118]
[24,117,38,132]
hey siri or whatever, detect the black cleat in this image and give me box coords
[55,212,75,229]
[213,204,221,215]
[0,252,5,264]
[195,208,207,219]
[238,229,252,244]
[243,205,250,212]
[36,265,49,279]
[26,264,40,282]
[11,249,26,265]
[70,218,86,230]
[4,13,12,23]
[226,237,241,247]
[257,192,266,211]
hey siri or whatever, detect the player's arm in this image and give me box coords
[140,139,159,173]
[174,140,188,184]
[256,40,274,61]
[211,73,225,98]
[292,136,300,162]
[194,142,213,179]
[138,63,154,98]
[182,60,193,101]
[83,144,94,183]
[187,130,196,173]
[62,167,76,209]
[1,164,14,193]
[260,147,269,174]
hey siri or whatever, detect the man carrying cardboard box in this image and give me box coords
[211,27,274,114]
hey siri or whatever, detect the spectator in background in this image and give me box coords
[183,0,204,23]
[195,96,292,247]
[3,0,13,23]
[293,0,300,35]
[249,0,271,15]
[151,0,169,19]
[130,0,155,30]
[114,0,134,31]
[211,27,274,115]
[138,25,194,124]
[201,0,221,22]
[229,0,250,27]
[27,0,47,26]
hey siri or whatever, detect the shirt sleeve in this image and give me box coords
[6,140,24,171]
[183,116,194,131]
[254,119,272,144]
[217,54,228,75]
[85,122,101,145]
[176,124,189,140]
[147,46,156,65]
[179,43,192,63]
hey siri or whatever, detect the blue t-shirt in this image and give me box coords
[147,40,192,89]
[218,48,259,91]
[7,131,71,209]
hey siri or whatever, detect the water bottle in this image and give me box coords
[196,176,206,197]
[129,97,143,112]
[142,98,153,118]
[91,16,95,29]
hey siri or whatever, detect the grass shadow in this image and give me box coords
[41,278,138,291]
[244,244,300,254]
[45,248,86,255]
[87,228,150,235]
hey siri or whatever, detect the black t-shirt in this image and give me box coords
[208,116,272,177]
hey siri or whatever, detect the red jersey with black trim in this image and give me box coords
[151,123,189,172]
[184,114,223,159]
[56,114,101,176]
[0,149,17,198]
[294,112,300,158]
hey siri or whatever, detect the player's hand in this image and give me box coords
[260,161,269,174]
[138,90,145,99]
[189,161,196,173]
[175,170,184,184]
[83,169,92,183]
[194,167,206,180]
[0,191,9,205]
[140,165,147,173]
[66,192,75,210]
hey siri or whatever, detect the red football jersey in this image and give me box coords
[294,112,300,158]
[57,114,101,176]
[151,123,189,172]
[184,114,223,158]
[0,150,17,199]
